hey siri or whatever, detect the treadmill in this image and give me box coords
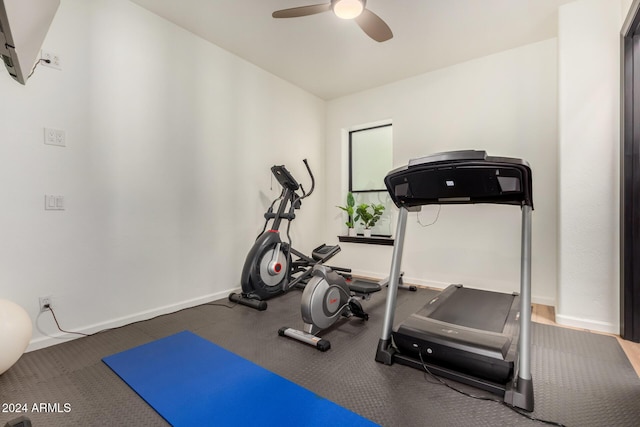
[375,150,534,411]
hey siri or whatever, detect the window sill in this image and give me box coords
[338,235,394,246]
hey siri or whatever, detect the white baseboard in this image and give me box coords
[27,288,239,352]
[531,295,556,307]
[555,313,618,335]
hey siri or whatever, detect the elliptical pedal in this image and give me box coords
[348,300,368,320]
[311,244,341,262]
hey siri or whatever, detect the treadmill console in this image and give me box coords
[385,150,533,208]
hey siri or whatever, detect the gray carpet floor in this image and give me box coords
[1,286,639,427]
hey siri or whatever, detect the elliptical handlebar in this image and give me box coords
[290,159,315,214]
[299,158,315,200]
[261,159,317,233]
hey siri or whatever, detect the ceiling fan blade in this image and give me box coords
[272,3,332,18]
[355,8,393,42]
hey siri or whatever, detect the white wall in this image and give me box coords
[0,0,326,350]
[325,0,631,333]
[2,0,631,351]
[326,40,559,306]
[556,0,624,333]
[623,0,634,19]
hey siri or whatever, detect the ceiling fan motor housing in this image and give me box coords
[331,0,366,19]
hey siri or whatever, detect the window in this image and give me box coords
[344,123,393,238]
[349,124,393,193]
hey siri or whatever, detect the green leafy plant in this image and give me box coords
[355,203,385,230]
[336,192,356,228]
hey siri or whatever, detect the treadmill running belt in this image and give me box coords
[419,287,516,333]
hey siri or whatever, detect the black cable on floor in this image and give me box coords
[41,299,238,338]
[204,301,238,309]
[417,352,567,427]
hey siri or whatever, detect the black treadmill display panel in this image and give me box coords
[385,151,533,208]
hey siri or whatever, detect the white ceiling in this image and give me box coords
[128,0,577,100]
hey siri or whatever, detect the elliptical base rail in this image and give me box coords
[228,292,268,311]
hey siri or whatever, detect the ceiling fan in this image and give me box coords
[272,0,393,42]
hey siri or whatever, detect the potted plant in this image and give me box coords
[355,203,385,237]
[337,192,356,236]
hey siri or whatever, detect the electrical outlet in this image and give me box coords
[44,195,65,211]
[39,296,52,312]
[44,128,65,147]
[40,50,61,70]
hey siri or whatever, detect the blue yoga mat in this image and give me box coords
[103,331,378,427]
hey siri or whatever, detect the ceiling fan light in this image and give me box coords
[333,0,364,20]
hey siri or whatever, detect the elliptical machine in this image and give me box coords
[229,160,348,311]
[278,265,381,351]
